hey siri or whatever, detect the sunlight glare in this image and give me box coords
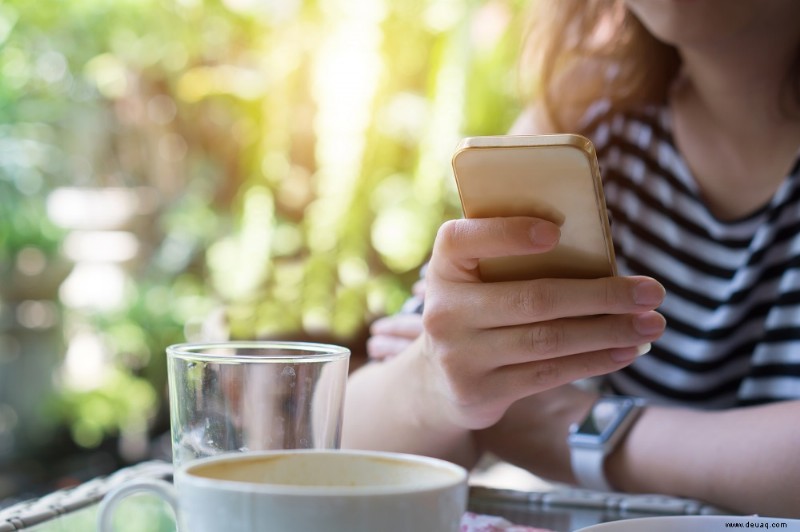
[62,331,111,391]
[308,0,385,252]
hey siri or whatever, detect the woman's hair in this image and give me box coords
[523,0,681,132]
[523,0,800,132]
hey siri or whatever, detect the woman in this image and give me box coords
[343,0,800,517]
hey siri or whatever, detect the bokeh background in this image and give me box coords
[0,0,530,502]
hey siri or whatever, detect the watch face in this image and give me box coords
[577,400,622,437]
[571,397,638,445]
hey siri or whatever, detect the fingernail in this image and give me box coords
[633,280,665,306]
[610,342,651,363]
[530,222,560,247]
[634,313,665,335]
[610,347,640,362]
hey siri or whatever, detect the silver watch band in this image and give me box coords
[570,445,614,491]
[568,396,645,492]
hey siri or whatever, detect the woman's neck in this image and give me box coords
[677,33,800,137]
[669,35,800,220]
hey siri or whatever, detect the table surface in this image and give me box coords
[0,460,730,532]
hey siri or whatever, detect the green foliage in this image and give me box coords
[0,0,528,453]
[52,370,158,449]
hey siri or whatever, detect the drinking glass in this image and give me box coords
[166,341,350,467]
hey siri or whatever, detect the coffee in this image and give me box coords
[191,452,462,489]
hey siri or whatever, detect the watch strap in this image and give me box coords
[570,445,614,491]
[568,396,644,492]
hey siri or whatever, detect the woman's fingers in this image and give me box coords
[367,335,417,360]
[412,279,426,298]
[434,346,645,430]
[367,314,424,360]
[425,217,665,328]
[428,217,560,282]
[461,311,665,367]
[415,216,668,429]
[370,314,424,338]
[426,275,665,330]
[428,310,664,402]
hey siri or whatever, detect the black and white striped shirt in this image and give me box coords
[584,101,800,408]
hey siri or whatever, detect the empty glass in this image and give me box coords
[166,341,350,467]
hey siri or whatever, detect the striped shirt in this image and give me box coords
[582,101,800,408]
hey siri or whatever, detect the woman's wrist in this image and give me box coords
[560,388,603,485]
[400,338,480,463]
[603,405,703,496]
[476,384,598,484]
[568,394,645,491]
[343,338,478,467]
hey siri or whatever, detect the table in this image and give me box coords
[0,460,729,532]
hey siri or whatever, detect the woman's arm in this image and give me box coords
[475,386,800,517]
[608,399,800,517]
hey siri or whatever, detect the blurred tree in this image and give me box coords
[0,0,530,496]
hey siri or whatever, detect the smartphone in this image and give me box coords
[451,134,617,282]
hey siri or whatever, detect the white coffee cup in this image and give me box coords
[575,514,800,531]
[97,449,469,532]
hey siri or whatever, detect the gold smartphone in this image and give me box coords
[451,134,617,282]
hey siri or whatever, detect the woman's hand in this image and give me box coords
[368,313,424,361]
[420,216,666,430]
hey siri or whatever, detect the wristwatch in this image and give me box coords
[567,395,645,491]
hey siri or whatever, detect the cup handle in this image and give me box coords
[97,478,178,532]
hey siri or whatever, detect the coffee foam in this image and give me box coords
[187,452,462,490]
